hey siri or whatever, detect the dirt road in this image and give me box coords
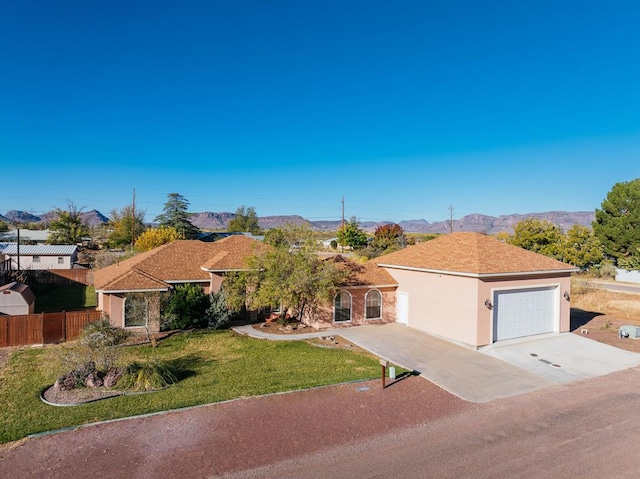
[0,376,469,478]
[230,368,640,479]
[3,367,640,478]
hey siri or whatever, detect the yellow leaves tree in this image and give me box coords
[134,226,180,252]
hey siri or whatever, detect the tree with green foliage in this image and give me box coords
[225,224,347,321]
[47,202,90,245]
[337,216,368,250]
[562,224,603,270]
[134,226,181,252]
[359,223,408,259]
[0,220,8,233]
[508,218,564,259]
[154,193,200,239]
[593,178,640,265]
[163,283,209,330]
[107,205,147,248]
[227,205,262,235]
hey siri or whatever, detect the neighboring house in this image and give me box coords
[376,232,578,348]
[0,282,36,315]
[0,229,50,244]
[615,268,640,284]
[302,255,398,329]
[94,235,270,332]
[2,244,78,270]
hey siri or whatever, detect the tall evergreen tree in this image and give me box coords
[154,193,200,239]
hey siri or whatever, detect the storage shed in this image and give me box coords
[0,282,36,315]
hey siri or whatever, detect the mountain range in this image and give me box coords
[1,209,596,234]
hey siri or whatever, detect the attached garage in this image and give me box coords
[377,233,578,348]
[492,286,558,341]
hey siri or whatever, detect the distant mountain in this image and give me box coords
[2,209,110,227]
[2,209,596,234]
[4,210,41,223]
[81,210,110,227]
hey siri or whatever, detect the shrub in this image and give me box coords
[117,360,179,391]
[57,319,130,381]
[596,262,617,279]
[207,289,233,329]
[163,283,209,330]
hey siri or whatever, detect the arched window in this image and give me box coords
[334,291,352,322]
[365,290,382,319]
[124,295,148,328]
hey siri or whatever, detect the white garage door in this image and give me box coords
[493,287,556,342]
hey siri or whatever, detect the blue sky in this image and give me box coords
[2,1,639,223]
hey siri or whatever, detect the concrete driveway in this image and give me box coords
[479,332,640,383]
[338,324,640,403]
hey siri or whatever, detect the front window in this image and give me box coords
[33,256,40,263]
[334,291,352,322]
[124,295,148,327]
[57,257,64,264]
[365,290,382,319]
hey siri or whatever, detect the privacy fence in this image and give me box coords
[0,310,102,348]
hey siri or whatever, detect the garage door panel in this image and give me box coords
[493,287,556,342]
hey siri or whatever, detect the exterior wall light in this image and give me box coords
[563,291,570,301]
[484,299,493,310]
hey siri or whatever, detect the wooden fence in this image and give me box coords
[0,310,102,348]
[22,269,93,286]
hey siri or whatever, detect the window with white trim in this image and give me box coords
[334,291,352,322]
[33,256,41,263]
[57,257,64,264]
[365,290,382,319]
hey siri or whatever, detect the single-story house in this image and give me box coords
[0,229,50,244]
[2,244,78,270]
[376,232,579,348]
[0,282,36,315]
[94,235,270,331]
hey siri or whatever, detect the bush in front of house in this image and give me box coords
[163,283,210,330]
[55,318,130,391]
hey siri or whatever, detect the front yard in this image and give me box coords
[0,330,384,444]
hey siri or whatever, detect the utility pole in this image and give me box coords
[131,188,136,246]
[449,204,454,234]
[341,197,345,253]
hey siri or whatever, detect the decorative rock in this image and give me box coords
[85,371,104,388]
[298,323,308,329]
[103,367,123,388]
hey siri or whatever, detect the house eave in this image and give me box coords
[339,283,399,290]
[377,264,579,278]
[96,288,169,294]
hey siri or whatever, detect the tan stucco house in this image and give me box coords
[376,232,578,348]
[94,235,269,331]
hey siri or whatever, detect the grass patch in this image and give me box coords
[32,285,96,312]
[0,330,389,444]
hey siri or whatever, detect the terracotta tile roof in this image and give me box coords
[200,235,271,271]
[376,232,577,276]
[325,255,398,287]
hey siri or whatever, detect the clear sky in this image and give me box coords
[2,1,639,223]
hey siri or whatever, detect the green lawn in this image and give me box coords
[0,330,384,444]
[32,285,96,312]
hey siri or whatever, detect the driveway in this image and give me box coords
[338,324,640,403]
[479,332,640,383]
